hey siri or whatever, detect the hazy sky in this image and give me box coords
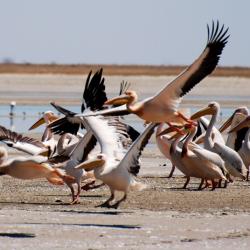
[0,0,249,66]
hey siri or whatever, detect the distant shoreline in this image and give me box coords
[1,63,250,77]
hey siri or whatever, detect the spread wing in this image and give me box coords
[81,68,107,112]
[150,21,229,111]
[0,125,48,155]
[119,123,158,176]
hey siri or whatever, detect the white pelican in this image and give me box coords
[159,124,227,190]
[156,121,204,178]
[77,21,229,125]
[75,116,157,208]
[191,102,247,181]
[228,116,250,180]
[219,107,249,153]
[0,147,75,186]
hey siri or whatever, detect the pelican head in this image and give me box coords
[75,153,106,171]
[191,102,220,120]
[29,111,59,130]
[229,116,250,133]
[219,106,249,133]
[104,90,138,106]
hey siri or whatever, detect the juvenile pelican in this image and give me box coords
[75,116,157,208]
[77,21,229,125]
[191,102,247,181]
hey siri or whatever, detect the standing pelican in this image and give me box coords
[159,124,227,190]
[191,102,247,180]
[228,116,250,180]
[75,116,157,208]
[77,21,229,125]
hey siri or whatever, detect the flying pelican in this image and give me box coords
[77,21,229,125]
[159,124,227,190]
[0,147,75,186]
[228,116,250,180]
[75,116,157,208]
[191,102,247,181]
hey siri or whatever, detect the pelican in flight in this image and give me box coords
[77,21,229,125]
[191,102,247,181]
[0,147,75,186]
[75,116,157,208]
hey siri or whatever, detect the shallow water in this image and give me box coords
[0,104,236,133]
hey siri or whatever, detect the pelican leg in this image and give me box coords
[210,180,217,191]
[67,183,76,204]
[167,164,175,178]
[110,193,127,209]
[96,189,115,208]
[71,182,81,205]
[197,178,204,190]
[182,176,190,189]
[246,170,249,181]
[217,179,222,188]
[223,180,228,188]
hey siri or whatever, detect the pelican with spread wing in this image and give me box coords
[75,116,157,208]
[76,21,229,125]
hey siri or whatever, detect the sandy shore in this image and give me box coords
[0,74,250,249]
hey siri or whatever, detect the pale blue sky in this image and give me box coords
[0,0,249,66]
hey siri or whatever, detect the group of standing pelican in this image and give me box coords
[1,21,248,208]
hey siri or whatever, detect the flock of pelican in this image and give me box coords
[1,21,248,208]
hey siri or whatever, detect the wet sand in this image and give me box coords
[0,74,250,249]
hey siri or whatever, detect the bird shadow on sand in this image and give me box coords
[0,232,35,238]
[17,222,140,230]
[35,194,103,198]
[55,209,133,216]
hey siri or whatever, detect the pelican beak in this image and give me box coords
[38,149,50,157]
[29,117,46,130]
[104,94,130,106]
[157,125,184,137]
[75,157,105,171]
[229,116,250,133]
[219,113,234,133]
[191,106,213,120]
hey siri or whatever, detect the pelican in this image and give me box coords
[156,121,203,178]
[219,107,249,153]
[228,116,250,180]
[159,124,227,190]
[0,147,75,186]
[29,110,60,155]
[77,21,229,125]
[75,116,157,208]
[191,102,247,181]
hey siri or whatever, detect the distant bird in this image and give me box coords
[77,21,229,126]
[75,116,157,208]
[0,147,75,186]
